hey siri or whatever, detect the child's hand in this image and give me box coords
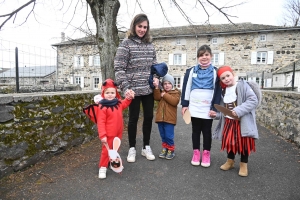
[125,89,135,100]
[181,107,188,116]
[153,77,159,89]
[232,110,237,116]
[94,94,102,104]
[101,137,107,144]
[209,110,216,118]
[161,91,165,97]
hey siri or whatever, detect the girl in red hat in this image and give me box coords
[210,66,259,177]
[84,79,134,179]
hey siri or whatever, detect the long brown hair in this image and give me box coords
[127,13,151,43]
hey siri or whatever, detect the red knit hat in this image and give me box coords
[217,66,233,89]
[101,79,121,99]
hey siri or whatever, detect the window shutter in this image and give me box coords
[74,56,78,67]
[251,52,257,64]
[267,51,274,64]
[180,76,184,89]
[182,54,186,65]
[80,77,84,88]
[219,52,225,65]
[169,54,173,65]
[89,56,93,66]
[80,56,84,67]
[70,77,73,84]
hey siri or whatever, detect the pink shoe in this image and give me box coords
[191,149,200,166]
[201,150,210,167]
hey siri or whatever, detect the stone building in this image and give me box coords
[52,23,300,90]
[0,66,56,86]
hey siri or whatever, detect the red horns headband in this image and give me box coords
[101,79,121,99]
[217,66,233,89]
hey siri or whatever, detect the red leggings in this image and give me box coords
[99,134,122,168]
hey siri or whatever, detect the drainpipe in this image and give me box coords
[292,61,295,91]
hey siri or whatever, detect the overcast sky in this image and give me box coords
[0,0,285,51]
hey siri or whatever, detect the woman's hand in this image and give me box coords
[125,89,135,100]
[153,77,159,89]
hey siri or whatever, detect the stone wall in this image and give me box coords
[256,90,300,146]
[0,90,299,179]
[0,91,100,179]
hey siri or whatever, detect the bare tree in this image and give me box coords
[86,0,120,80]
[0,0,244,80]
[282,0,300,26]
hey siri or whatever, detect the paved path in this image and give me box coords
[1,107,300,200]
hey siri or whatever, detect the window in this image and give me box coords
[211,52,224,66]
[259,34,266,41]
[174,77,181,89]
[176,39,181,45]
[93,55,100,66]
[74,55,84,67]
[257,52,267,64]
[251,51,273,64]
[211,38,218,44]
[94,77,100,89]
[212,53,219,65]
[168,53,186,65]
[173,54,182,65]
[75,76,81,85]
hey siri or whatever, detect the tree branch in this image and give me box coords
[0,0,36,30]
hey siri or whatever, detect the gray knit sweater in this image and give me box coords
[114,37,157,96]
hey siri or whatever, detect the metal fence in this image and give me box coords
[0,39,57,91]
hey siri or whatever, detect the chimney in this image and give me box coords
[61,32,65,42]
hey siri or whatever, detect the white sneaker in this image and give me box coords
[127,147,136,163]
[98,167,107,179]
[141,145,155,160]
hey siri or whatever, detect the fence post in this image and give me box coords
[15,47,19,93]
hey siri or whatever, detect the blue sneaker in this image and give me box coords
[159,148,167,158]
[166,150,175,160]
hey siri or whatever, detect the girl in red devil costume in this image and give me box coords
[83,79,134,179]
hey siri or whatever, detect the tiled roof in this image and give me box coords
[0,66,56,78]
[52,23,299,46]
[273,60,300,74]
[150,23,285,37]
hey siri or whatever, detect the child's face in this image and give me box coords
[198,51,212,65]
[163,81,173,92]
[103,88,116,100]
[220,71,236,87]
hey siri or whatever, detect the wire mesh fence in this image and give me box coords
[0,39,57,89]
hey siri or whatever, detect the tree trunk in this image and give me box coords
[86,0,120,80]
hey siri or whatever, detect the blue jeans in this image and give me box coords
[157,122,175,151]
